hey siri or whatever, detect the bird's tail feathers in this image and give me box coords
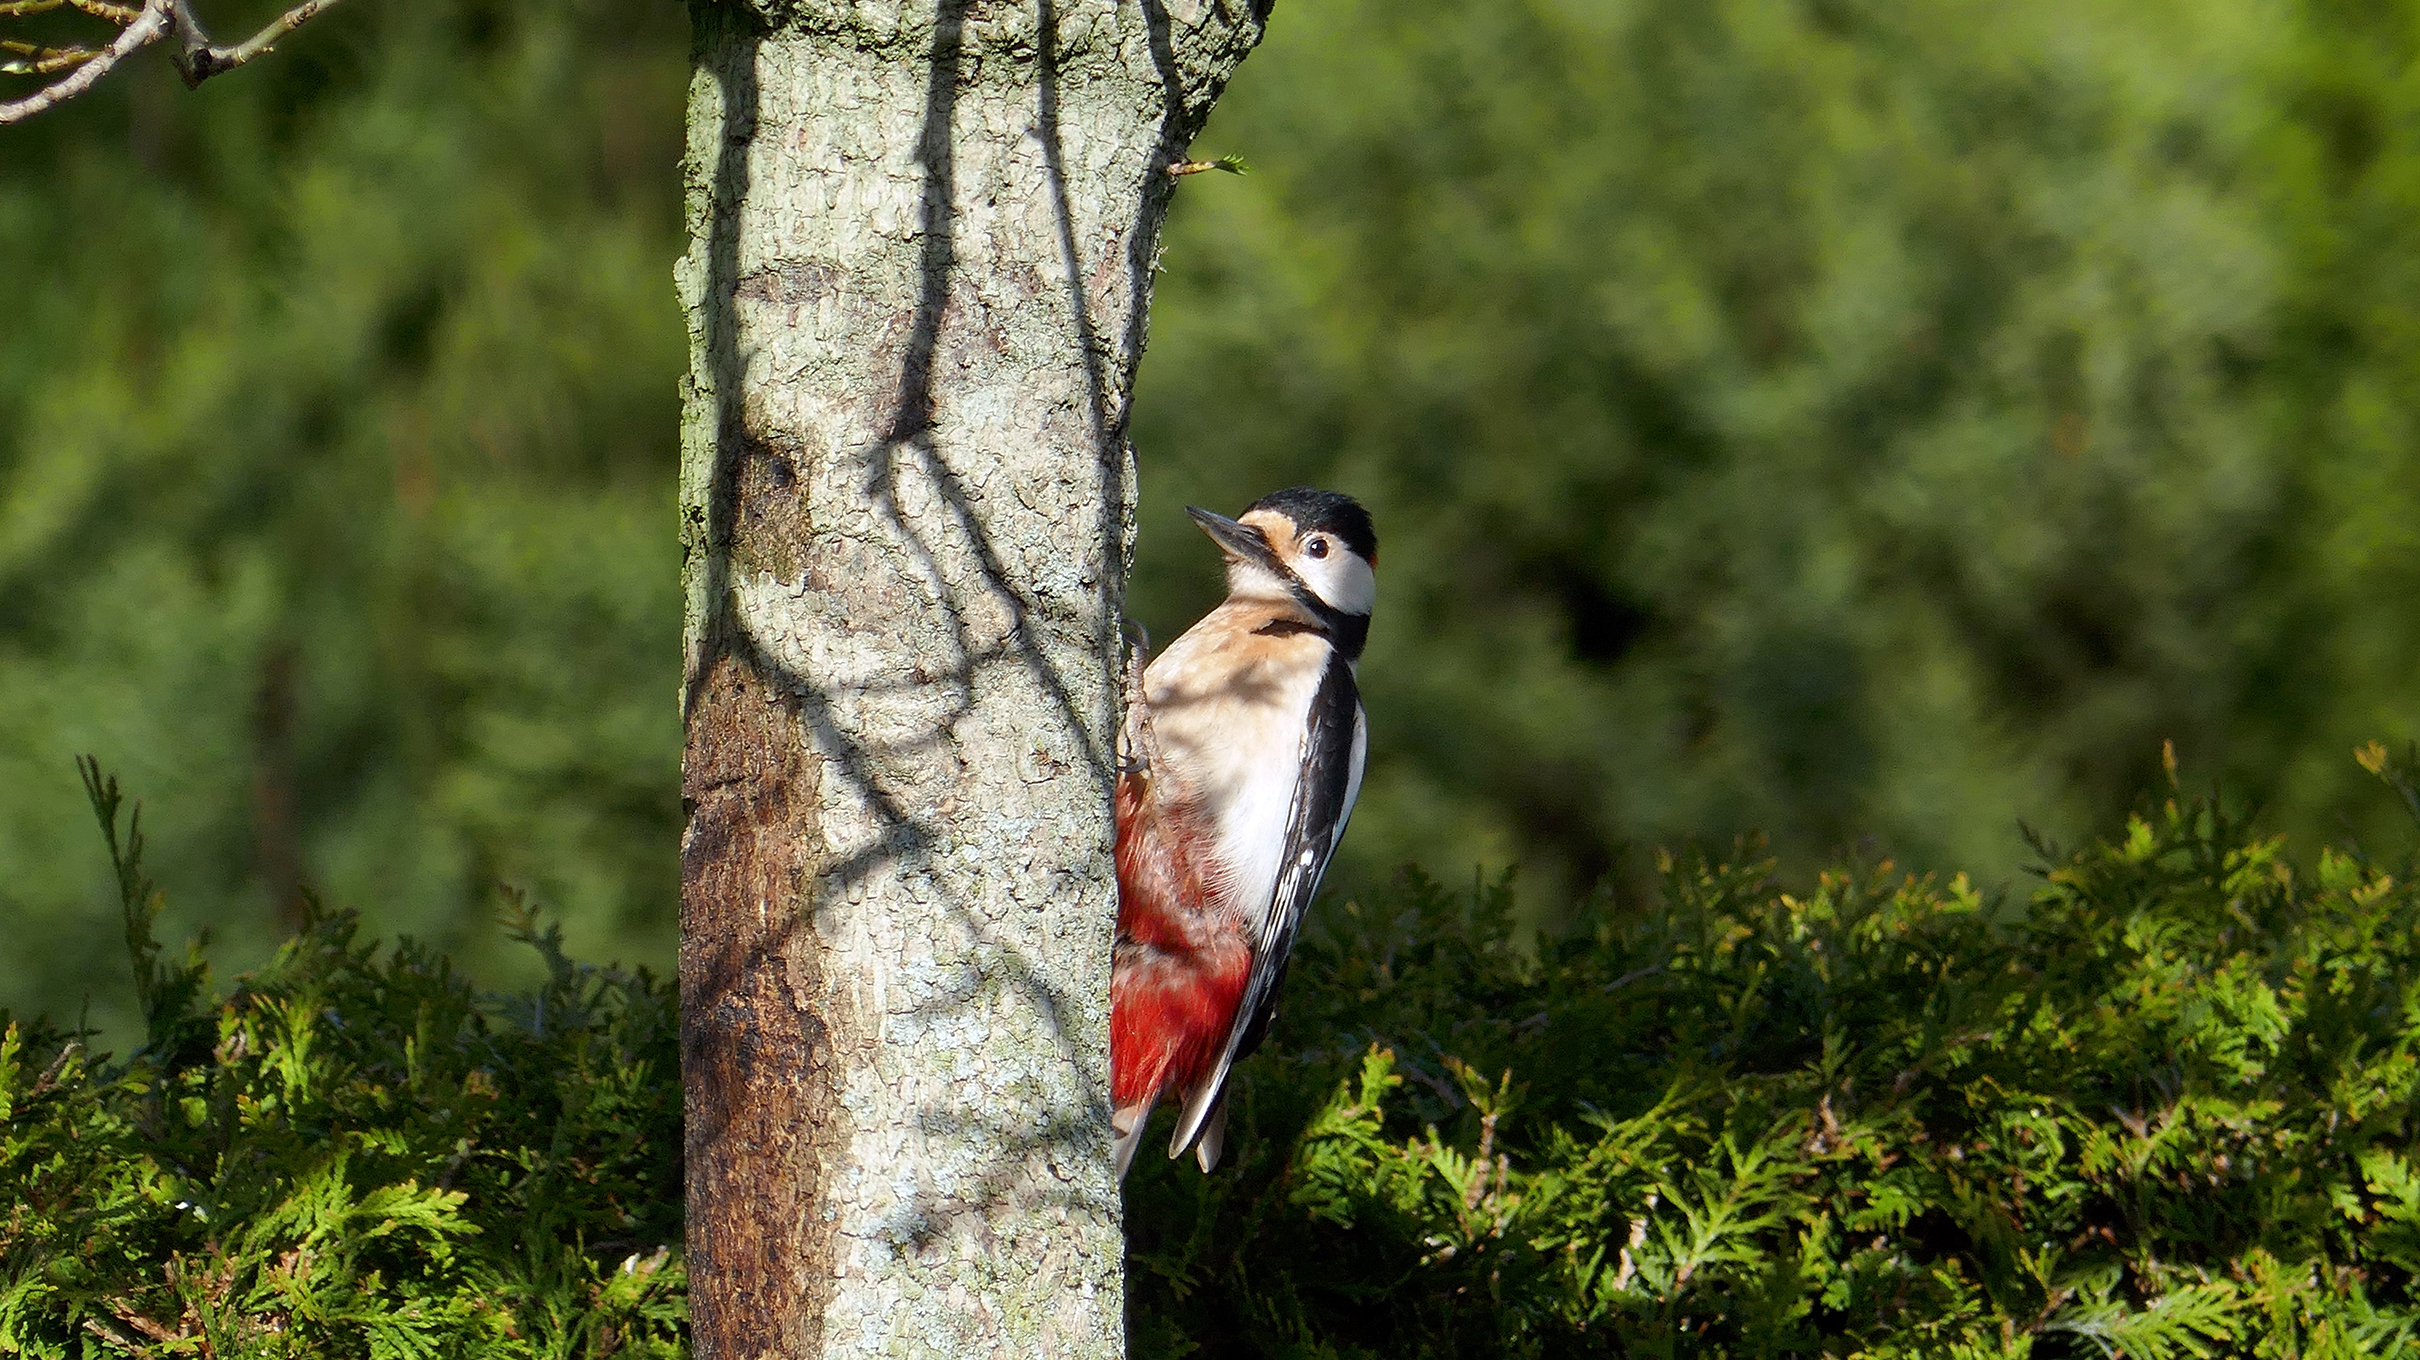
[1192,1097,1228,1173]
[1167,1051,1238,1165]
[1112,1095,1156,1181]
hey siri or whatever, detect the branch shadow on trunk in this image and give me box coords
[864,0,1222,1237]
[679,14,852,1357]
[683,0,1260,1285]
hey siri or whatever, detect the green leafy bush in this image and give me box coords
[1125,748,2420,1356]
[0,766,683,1357]
[13,754,2420,1356]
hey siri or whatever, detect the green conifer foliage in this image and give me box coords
[15,761,2420,1354]
[0,770,683,1357]
[1129,0,2418,908]
[8,0,2420,1097]
[1120,751,2420,1355]
[0,0,690,1035]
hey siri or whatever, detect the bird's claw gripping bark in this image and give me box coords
[1117,620,1159,778]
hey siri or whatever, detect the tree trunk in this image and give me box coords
[674,2,1265,1354]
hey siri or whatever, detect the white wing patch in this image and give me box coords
[1336,706,1366,859]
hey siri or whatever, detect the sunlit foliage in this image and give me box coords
[7,0,2420,1097]
[1123,750,2420,1355]
[0,769,683,1357]
[14,759,2420,1354]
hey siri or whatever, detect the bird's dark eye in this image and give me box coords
[1305,537,1330,559]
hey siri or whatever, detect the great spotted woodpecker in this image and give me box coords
[1112,487,1378,1176]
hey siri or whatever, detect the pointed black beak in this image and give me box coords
[1186,506,1281,570]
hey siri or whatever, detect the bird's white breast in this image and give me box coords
[1143,607,1335,929]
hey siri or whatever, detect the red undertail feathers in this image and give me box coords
[1111,770,1249,1148]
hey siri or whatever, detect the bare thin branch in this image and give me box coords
[164,0,203,64]
[164,0,200,50]
[169,0,338,87]
[0,0,67,18]
[0,39,101,74]
[64,0,139,22]
[0,0,165,124]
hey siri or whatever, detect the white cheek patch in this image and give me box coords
[1298,553,1376,616]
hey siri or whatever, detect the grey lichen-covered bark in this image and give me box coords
[674,1,1265,1355]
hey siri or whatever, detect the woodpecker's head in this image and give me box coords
[1187,488,1377,650]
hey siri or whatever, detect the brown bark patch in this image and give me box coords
[724,420,814,584]
[681,650,841,1359]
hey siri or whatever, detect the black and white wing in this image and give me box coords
[1168,655,1367,1164]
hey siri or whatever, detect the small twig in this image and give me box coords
[27,1040,80,1099]
[1609,1211,1650,1292]
[1,40,101,75]
[79,1315,150,1353]
[1167,154,1248,177]
[0,0,166,125]
[0,0,67,16]
[64,0,139,21]
[1464,1110,1498,1211]
[2024,1286,2076,1335]
[1600,963,1665,995]
[168,0,339,87]
[104,1295,183,1344]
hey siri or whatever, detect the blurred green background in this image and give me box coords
[4,0,2416,1038]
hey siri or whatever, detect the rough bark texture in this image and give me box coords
[675,1,1265,1354]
